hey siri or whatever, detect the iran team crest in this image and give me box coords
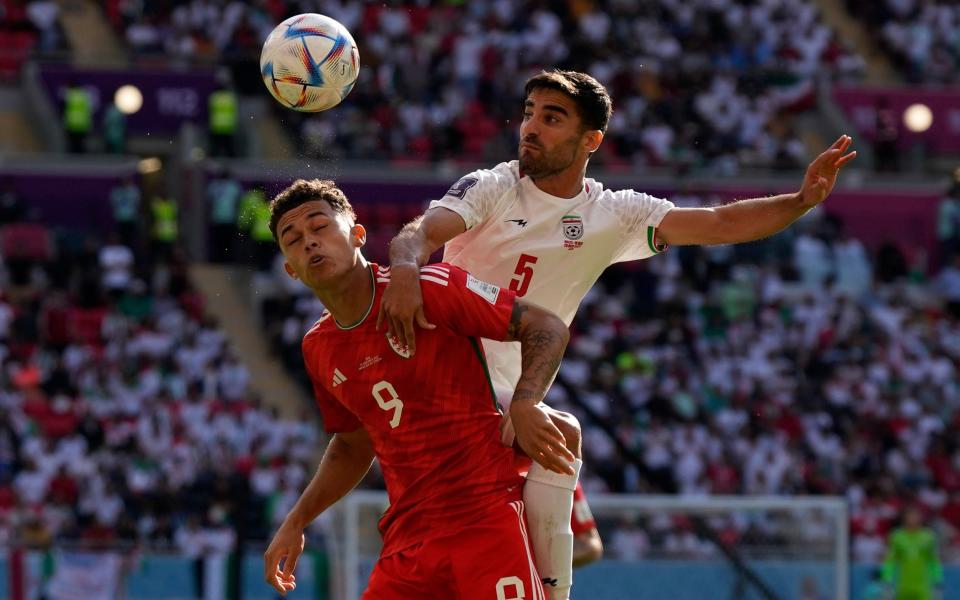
[386,333,411,358]
[562,214,584,240]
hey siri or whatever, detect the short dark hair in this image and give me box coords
[524,70,613,133]
[269,179,356,240]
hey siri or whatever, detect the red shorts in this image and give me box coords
[363,500,545,600]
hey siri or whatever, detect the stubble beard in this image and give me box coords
[518,138,580,180]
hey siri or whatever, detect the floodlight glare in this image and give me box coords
[903,103,933,133]
[115,85,143,115]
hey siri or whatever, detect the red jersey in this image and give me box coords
[302,263,525,556]
[571,483,597,536]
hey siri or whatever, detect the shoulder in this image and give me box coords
[593,184,674,218]
[419,263,454,288]
[447,161,521,197]
[302,312,334,351]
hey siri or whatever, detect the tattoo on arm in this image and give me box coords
[507,301,528,340]
[511,302,567,404]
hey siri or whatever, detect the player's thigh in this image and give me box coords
[448,501,545,600]
[363,546,451,600]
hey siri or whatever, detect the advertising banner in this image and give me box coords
[833,86,960,153]
[39,65,218,134]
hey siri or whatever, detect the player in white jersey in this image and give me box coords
[378,70,857,600]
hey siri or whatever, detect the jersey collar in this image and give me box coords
[520,176,587,205]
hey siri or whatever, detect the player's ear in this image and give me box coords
[584,130,603,154]
[351,223,366,248]
[283,261,298,280]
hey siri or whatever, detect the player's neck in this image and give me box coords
[313,261,375,328]
[529,163,587,199]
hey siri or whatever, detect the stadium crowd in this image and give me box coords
[845,0,960,84]
[0,201,322,555]
[107,0,865,173]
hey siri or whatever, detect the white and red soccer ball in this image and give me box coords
[260,13,359,112]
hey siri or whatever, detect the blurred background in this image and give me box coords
[1,0,959,599]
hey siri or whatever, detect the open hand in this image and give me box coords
[264,521,305,596]
[799,135,857,208]
[510,401,576,475]
[376,264,435,356]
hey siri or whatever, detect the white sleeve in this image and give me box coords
[610,190,675,263]
[428,165,514,230]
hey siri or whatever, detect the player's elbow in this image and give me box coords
[584,533,604,564]
[573,530,604,567]
[551,314,571,347]
[538,309,570,347]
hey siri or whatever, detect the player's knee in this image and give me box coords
[549,410,581,458]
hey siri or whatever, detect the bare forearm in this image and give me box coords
[660,192,814,246]
[389,217,432,267]
[509,303,569,406]
[284,434,374,529]
[714,192,809,244]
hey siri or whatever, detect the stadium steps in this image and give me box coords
[241,97,295,159]
[811,0,899,84]
[795,113,828,161]
[0,86,41,152]
[189,263,314,422]
[54,0,126,66]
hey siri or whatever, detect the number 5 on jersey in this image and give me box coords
[372,380,403,428]
[509,254,538,297]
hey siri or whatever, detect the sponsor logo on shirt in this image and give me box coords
[562,214,584,250]
[505,218,528,227]
[386,333,411,358]
[332,368,347,387]
[444,176,478,200]
[466,273,500,304]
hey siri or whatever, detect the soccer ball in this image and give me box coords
[259,13,359,112]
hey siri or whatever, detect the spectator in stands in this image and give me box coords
[236,186,273,270]
[62,81,92,154]
[110,176,141,250]
[149,192,178,262]
[98,233,134,298]
[208,76,238,158]
[25,0,59,52]
[206,164,242,263]
[937,175,960,262]
[0,180,24,225]
[874,97,900,172]
[936,254,960,319]
[102,97,127,154]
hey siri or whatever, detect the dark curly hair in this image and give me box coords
[524,69,613,133]
[269,179,356,241]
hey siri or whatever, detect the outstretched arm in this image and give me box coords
[504,299,575,475]
[657,135,857,246]
[378,207,467,354]
[264,428,375,595]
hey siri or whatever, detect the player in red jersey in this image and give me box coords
[262,179,578,599]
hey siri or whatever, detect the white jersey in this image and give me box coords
[430,160,674,405]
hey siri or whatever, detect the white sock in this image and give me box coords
[523,459,582,600]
